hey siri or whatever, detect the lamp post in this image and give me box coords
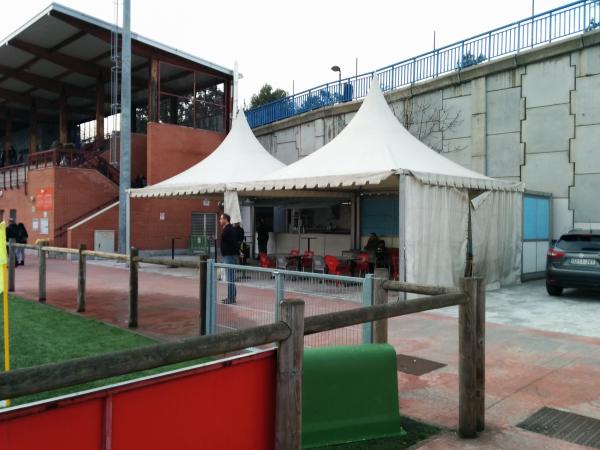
[331,65,341,99]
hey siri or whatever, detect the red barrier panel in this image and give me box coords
[0,350,276,450]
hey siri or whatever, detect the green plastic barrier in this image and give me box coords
[190,235,211,254]
[302,344,405,449]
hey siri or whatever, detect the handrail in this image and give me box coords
[245,0,600,128]
[54,196,119,238]
[0,292,466,400]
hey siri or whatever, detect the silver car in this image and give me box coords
[546,230,600,296]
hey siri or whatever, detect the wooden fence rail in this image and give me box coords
[8,242,205,328]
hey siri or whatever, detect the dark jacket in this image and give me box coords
[17,223,28,244]
[220,224,240,256]
[6,222,18,241]
[257,223,269,242]
[235,226,245,243]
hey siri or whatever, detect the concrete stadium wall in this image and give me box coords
[254,30,600,239]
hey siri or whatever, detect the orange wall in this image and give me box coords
[0,168,55,245]
[67,203,118,251]
[0,168,117,246]
[111,133,148,179]
[54,168,118,246]
[68,196,222,251]
[146,122,225,184]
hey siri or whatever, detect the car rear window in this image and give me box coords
[557,235,600,252]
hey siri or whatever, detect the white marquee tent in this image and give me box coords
[129,111,286,222]
[233,77,524,287]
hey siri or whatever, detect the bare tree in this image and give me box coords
[397,96,464,154]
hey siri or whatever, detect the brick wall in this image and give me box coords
[146,123,225,184]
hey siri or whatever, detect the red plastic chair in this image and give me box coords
[302,250,314,271]
[290,248,300,256]
[259,252,275,268]
[324,255,351,276]
[355,252,370,277]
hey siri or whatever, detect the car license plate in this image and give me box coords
[570,258,596,266]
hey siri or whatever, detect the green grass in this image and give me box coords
[311,417,439,449]
[0,295,208,405]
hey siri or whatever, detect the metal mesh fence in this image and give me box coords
[208,262,372,348]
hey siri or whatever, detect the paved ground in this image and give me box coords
[434,280,600,338]
[10,253,600,449]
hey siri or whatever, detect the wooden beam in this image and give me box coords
[148,58,159,122]
[59,91,68,144]
[96,75,105,140]
[10,39,104,79]
[275,300,305,450]
[0,31,87,86]
[0,63,94,100]
[0,106,53,123]
[4,115,12,153]
[0,87,54,110]
[29,102,38,152]
[0,86,94,120]
[50,10,229,80]
[9,39,146,89]
[0,322,291,399]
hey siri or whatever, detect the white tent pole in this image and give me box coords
[233,61,239,118]
[398,173,407,300]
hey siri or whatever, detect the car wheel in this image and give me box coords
[546,283,563,296]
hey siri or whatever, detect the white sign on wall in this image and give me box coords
[40,218,49,235]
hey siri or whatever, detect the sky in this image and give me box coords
[1,0,569,107]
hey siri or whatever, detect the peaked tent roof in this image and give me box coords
[235,77,522,193]
[130,112,285,198]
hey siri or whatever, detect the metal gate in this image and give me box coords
[205,260,373,347]
[191,212,217,254]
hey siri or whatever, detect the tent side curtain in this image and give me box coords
[405,176,469,288]
[471,191,523,288]
[224,191,242,224]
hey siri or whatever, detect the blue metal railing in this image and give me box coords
[246,0,600,128]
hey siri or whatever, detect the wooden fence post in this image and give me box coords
[199,254,208,336]
[373,268,389,344]
[8,239,15,292]
[128,248,138,328]
[77,244,86,312]
[459,277,478,438]
[38,245,46,302]
[275,299,305,450]
[474,277,486,432]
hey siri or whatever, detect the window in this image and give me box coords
[191,213,217,238]
[159,62,227,133]
[557,235,600,251]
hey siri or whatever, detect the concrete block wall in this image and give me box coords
[253,31,600,239]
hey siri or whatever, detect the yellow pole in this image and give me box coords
[3,262,9,374]
[1,220,10,407]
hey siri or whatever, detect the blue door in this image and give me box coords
[522,194,551,279]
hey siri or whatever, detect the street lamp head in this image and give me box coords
[331,65,341,73]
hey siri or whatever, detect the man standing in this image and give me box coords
[6,219,18,267]
[256,218,269,254]
[220,214,239,304]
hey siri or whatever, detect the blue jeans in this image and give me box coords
[223,255,238,302]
